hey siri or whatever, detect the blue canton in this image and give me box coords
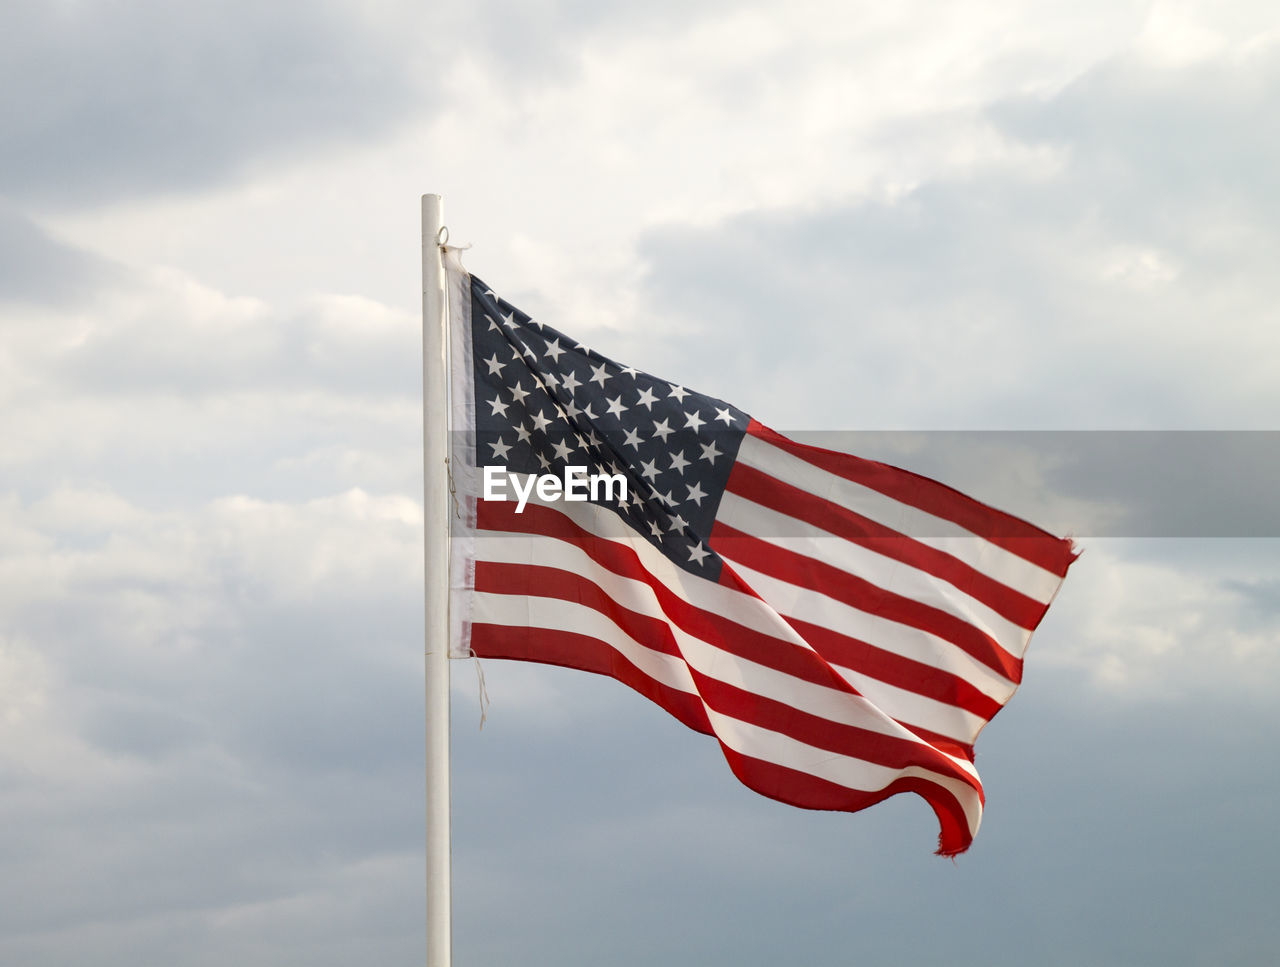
[470,276,748,579]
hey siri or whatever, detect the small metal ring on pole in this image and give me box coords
[436,225,449,248]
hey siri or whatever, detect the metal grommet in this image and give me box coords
[436,225,449,247]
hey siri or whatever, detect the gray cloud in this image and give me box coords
[0,217,417,405]
[0,490,424,963]
[993,54,1280,231]
[1222,574,1280,625]
[3,8,1278,965]
[450,662,1280,966]
[1,0,432,206]
[0,205,119,304]
[779,431,1280,538]
[1,248,422,507]
[48,294,420,400]
[630,51,1280,432]
[0,0,747,210]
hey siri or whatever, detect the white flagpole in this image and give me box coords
[422,193,452,967]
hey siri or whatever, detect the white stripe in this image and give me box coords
[473,534,906,740]
[473,590,697,695]
[446,254,480,659]
[473,519,980,783]
[721,558,1018,705]
[736,433,1065,605]
[706,709,983,835]
[825,663,989,745]
[717,491,1033,659]
[474,489,815,647]
[476,586,983,796]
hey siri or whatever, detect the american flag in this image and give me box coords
[445,258,1076,855]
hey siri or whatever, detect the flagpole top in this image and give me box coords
[422,194,444,232]
[422,195,447,255]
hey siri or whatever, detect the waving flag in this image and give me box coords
[444,254,1076,855]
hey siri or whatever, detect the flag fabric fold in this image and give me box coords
[444,252,1076,855]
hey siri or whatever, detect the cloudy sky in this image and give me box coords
[3,0,1279,963]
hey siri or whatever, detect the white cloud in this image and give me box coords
[1038,539,1280,697]
[4,1,1280,962]
[41,0,1149,329]
[0,0,438,206]
[0,481,424,961]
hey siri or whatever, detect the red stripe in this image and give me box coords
[901,725,975,763]
[476,560,683,659]
[712,523,1024,684]
[477,501,864,698]
[476,560,982,784]
[472,624,978,853]
[718,747,977,856]
[726,460,1050,630]
[781,615,1005,722]
[689,670,982,791]
[748,421,1078,577]
[474,514,983,770]
[472,499,986,853]
[469,623,712,735]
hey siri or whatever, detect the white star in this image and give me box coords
[564,399,581,420]
[687,542,710,566]
[605,396,626,419]
[488,396,509,417]
[582,404,598,421]
[669,451,690,474]
[551,439,573,462]
[652,419,675,443]
[639,459,660,481]
[699,440,721,464]
[686,481,708,506]
[622,427,643,450]
[484,353,506,376]
[668,513,689,533]
[510,381,530,405]
[649,520,664,538]
[489,438,512,460]
[560,371,582,393]
[544,339,565,362]
[684,410,705,433]
[541,372,559,389]
[714,406,735,426]
[635,387,658,410]
[655,489,675,507]
[620,365,640,378]
[668,385,689,403]
[515,423,532,444]
[535,450,553,470]
[486,315,501,332]
[589,363,611,387]
[500,311,517,329]
[530,410,552,433]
